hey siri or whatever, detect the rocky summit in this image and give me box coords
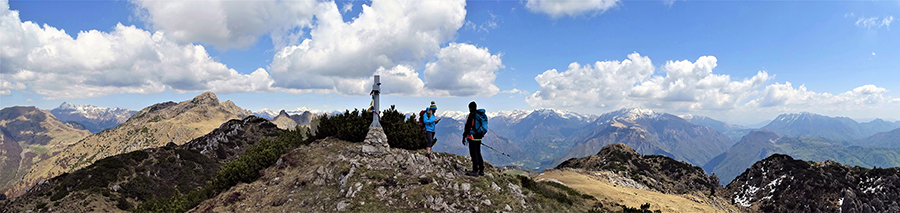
[190,138,596,212]
[725,154,900,212]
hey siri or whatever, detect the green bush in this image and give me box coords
[312,106,426,150]
[381,105,426,150]
[314,109,371,142]
[49,190,68,201]
[616,203,661,213]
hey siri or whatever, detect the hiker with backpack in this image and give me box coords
[421,102,441,159]
[462,101,488,176]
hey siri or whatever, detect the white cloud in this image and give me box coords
[342,2,353,13]
[525,0,618,19]
[526,53,655,109]
[0,2,282,100]
[526,53,897,117]
[269,0,485,97]
[664,0,677,7]
[464,11,500,33]
[0,78,26,96]
[131,0,322,49]
[500,88,527,95]
[2,0,502,100]
[631,56,772,110]
[872,52,876,56]
[751,83,897,109]
[424,43,503,97]
[855,15,895,29]
[500,88,527,98]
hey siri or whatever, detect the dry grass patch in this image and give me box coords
[537,170,739,212]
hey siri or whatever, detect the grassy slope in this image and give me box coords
[537,170,740,212]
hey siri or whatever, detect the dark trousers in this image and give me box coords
[467,138,483,172]
[424,131,435,148]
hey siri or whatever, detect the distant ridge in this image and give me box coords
[762,112,900,142]
[554,108,731,169]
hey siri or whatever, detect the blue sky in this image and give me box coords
[1,0,897,124]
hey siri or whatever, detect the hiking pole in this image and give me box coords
[480,142,511,158]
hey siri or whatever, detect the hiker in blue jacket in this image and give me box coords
[462,101,487,176]
[423,102,441,159]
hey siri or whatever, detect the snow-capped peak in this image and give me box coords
[679,114,695,120]
[437,110,469,121]
[59,102,77,109]
[775,112,818,122]
[614,108,656,121]
[50,102,133,121]
[432,108,596,123]
[594,108,658,123]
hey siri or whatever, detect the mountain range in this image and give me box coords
[557,108,732,169]
[762,112,900,142]
[704,130,900,184]
[49,103,136,134]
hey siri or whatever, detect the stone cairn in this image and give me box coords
[362,75,389,155]
[363,126,388,148]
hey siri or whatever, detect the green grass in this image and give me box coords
[29,145,48,154]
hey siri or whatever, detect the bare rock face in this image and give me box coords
[725,154,900,212]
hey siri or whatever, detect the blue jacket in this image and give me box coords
[423,113,437,132]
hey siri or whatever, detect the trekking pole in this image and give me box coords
[480,142,511,158]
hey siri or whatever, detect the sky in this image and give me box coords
[0,0,898,125]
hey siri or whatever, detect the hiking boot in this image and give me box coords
[426,152,434,159]
[465,170,480,176]
[478,170,485,176]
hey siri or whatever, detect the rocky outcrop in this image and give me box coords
[557,143,721,196]
[725,154,900,212]
[178,116,280,162]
